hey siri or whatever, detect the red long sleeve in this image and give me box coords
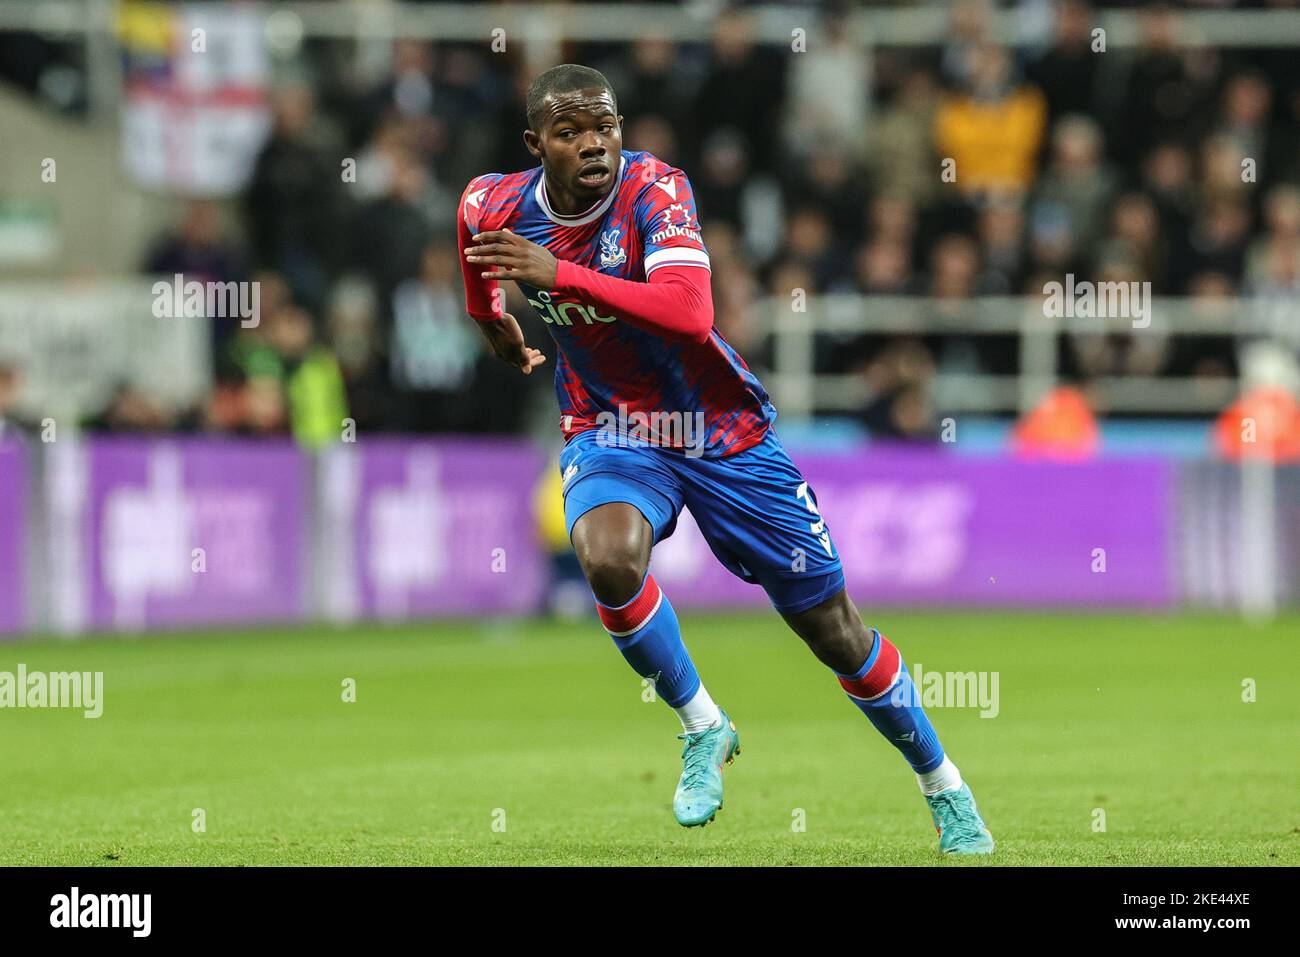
[554,259,714,344]
[458,179,504,322]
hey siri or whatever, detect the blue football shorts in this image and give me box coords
[559,426,845,614]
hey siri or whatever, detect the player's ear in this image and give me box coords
[523,129,541,159]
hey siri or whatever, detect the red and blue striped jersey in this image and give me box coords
[458,149,776,458]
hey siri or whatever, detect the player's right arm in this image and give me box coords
[457,176,547,375]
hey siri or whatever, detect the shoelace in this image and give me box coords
[930,791,985,842]
[676,729,717,791]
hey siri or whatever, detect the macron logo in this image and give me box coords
[653,176,677,201]
[50,887,151,938]
[464,187,488,224]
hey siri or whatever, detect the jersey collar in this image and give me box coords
[535,153,625,227]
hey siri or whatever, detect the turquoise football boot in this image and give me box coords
[672,709,740,827]
[926,783,995,855]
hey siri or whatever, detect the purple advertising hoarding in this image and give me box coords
[0,439,26,634]
[651,450,1174,609]
[11,437,1181,636]
[332,439,547,619]
[84,437,307,631]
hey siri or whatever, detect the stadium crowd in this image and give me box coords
[70,1,1300,442]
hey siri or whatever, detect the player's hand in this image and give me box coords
[475,312,547,375]
[464,229,559,289]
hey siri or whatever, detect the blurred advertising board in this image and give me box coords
[651,446,1175,610]
[0,439,27,635]
[316,440,548,623]
[5,435,1255,637]
[45,437,307,632]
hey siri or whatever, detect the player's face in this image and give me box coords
[528,87,623,201]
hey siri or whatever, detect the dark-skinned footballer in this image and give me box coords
[459,64,993,851]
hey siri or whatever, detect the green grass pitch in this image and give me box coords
[0,611,1296,866]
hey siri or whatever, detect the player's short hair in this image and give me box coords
[526,64,618,133]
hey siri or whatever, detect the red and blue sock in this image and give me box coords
[835,628,945,774]
[596,573,701,708]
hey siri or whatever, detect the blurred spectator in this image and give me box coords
[1026,0,1103,126]
[1143,142,1198,290]
[926,233,1018,374]
[389,240,484,432]
[597,36,691,135]
[1026,200,1082,276]
[1200,132,1254,201]
[934,43,1048,196]
[351,149,436,323]
[1030,115,1117,261]
[1106,192,1167,291]
[781,206,848,290]
[867,196,919,253]
[246,81,350,313]
[624,114,680,164]
[231,304,350,448]
[1111,6,1218,166]
[852,237,915,296]
[349,36,503,186]
[781,142,872,251]
[1213,72,1274,187]
[242,376,290,438]
[694,128,752,235]
[782,2,871,161]
[327,276,390,433]
[143,200,250,368]
[353,39,437,145]
[431,45,510,188]
[941,0,996,89]
[1244,184,1300,299]
[689,9,786,175]
[1010,385,1099,460]
[83,383,172,433]
[1066,258,1171,385]
[1187,197,1252,288]
[869,68,941,210]
[1168,271,1239,392]
[858,339,939,442]
[1214,386,1300,462]
[976,195,1028,294]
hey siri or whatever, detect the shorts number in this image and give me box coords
[796,482,834,557]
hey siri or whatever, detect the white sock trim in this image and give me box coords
[673,684,722,733]
[916,755,963,796]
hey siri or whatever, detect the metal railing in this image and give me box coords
[758,294,1299,419]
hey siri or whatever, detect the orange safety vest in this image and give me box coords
[1010,386,1099,460]
[1214,387,1300,462]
